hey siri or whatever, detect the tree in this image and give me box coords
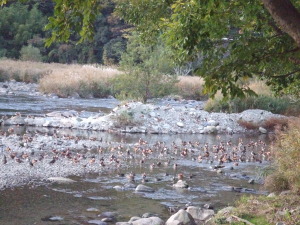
[113,32,177,102]
[116,0,300,98]
[1,0,300,97]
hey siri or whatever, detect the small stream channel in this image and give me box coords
[0,94,272,225]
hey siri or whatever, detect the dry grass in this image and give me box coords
[263,117,289,131]
[39,64,121,98]
[247,79,272,96]
[176,76,206,100]
[231,194,300,225]
[269,118,300,194]
[0,59,59,82]
[237,119,259,130]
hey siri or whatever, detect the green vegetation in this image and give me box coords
[0,1,127,65]
[267,119,300,193]
[116,0,300,98]
[205,95,300,116]
[112,110,140,128]
[20,44,42,62]
[112,33,178,103]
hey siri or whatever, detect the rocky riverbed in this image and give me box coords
[2,101,284,135]
[0,81,280,224]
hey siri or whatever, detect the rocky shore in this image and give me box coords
[0,81,284,224]
[2,101,284,135]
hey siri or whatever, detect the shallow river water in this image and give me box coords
[0,94,272,225]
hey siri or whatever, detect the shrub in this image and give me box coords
[176,76,207,100]
[113,110,139,128]
[20,45,43,62]
[237,119,259,130]
[264,172,290,193]
[112,71,178,103]
[115,32,178,102]
[266,119,300,193]
[205,95,300,116]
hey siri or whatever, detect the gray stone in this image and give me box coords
[203,126,217,133]
[4,116,25,125]
[99,212,118,218]
[207,120,219,126]
[177,122,184,128]
[128,217,141,223]
[267,192,276,198]
[216,207,236,217]
[88,220,107,225]
[135,184,155,193]
[116,223,132,225]
[186,206,215,221]
[259,127,267,134]
[142,212,157,218]
[101,217,116,222]
[166,209,196,225]
[124,183,137,189]
[49,216,64,221]
[248,179,255,184]
[86,208,100,212]
[131,217,164,225]
[173,180,189,188]
[113,185,125,191]
[47,177,76,183]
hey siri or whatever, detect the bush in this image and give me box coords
[112,70,178,103]
[266,119,300,193]
[112,110,139,128]
[115,32,178,102]
[20,45,43,62]
[205,95,300,116]
[176,76,207,100]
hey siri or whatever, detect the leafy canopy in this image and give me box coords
[1,0,300,98]
[117,0,300,98]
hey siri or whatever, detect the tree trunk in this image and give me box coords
[261,0,300,47]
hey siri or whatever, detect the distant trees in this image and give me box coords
[0,1,127,65]
[0,3,46,59]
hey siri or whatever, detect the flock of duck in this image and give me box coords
[0,127,271,186]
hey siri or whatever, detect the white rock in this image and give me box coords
[131,217,164,225]
[259,127,267,133]
[166,209,196,225]
[186,206,215,221]
[204,126,217,133]
[177,122,184,127]
[135,184,155,193]
[207,120,219,126]
[47,177,76,183]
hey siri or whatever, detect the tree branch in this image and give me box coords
[271,69,300,78]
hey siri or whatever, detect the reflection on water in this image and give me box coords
[0,127,271,225]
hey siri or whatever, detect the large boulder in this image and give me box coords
[165,209,196,225]
[131,217,164,225]
[186,206,215,221]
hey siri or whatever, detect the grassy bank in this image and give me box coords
[204,80,300,116]
[0,59,208,100]
[212,119,300,225]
